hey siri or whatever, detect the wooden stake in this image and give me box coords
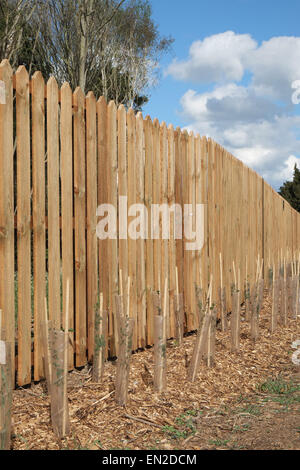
[231,286,240,352]
[174,293,184,346]
[219,285,227,331]
[93,293,107,382]
[187,277,212,382]
[115,316,134,405]
[153,315,166,393]
[153,278,168,392]
[207,303,217,368]
[271,265,277,333]
[187,303,211,382]
[219,253,227,331]
[250,277,263,342]
[49,327,70,438]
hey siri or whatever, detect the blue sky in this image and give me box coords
[143,0,300,189]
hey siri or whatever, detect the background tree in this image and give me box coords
[279,164,300,213]
[0,0,37,69]
[11,0,173,110]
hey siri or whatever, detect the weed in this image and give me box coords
[258,377,300,395]
[235,404,262,416]
[232,424,251,433]
[209,439,230,447]
[257,377,300,411]
[162,425,188,440]
[162,410,197,440]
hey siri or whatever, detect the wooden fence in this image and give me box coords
[0,60,299,387]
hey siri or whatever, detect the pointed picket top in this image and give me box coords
[16,65,29,82]
[61,81,72,94]
[182,129,189,141]
[153,117,160,129]
[201,135,207,145]
[143,114,153,136]
[0,58,13,77]
[86,91,97,118]
[97,95,107,123]
[168,123,174,132]
[32,70,45,90]
[136,110,143,120]
[47,75,59,104]
[0,59,13,104]
[73,86,85,104]
[175,126,181,139]
[117,103,125,112]
[136,111,143,131]
[108,99,116,112]
[0,58,12,68]
[47,75,59,88]
[15,65,29,104]
[86,90,96,100]
[160,121,167,131]
[97,95,107,106]
[117,103,126,122]
[127,106,135,119]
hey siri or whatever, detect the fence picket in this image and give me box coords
[86,92,98,361]
[73,87,87,366]
[32,71,46,381]
[16,66,31,386]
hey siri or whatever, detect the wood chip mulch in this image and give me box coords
[11,292,300,450]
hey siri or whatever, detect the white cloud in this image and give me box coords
[167,31,300,188]
[166,31,256,83]
[247,36,300,102]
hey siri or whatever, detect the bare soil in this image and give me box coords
[11,293,300,450]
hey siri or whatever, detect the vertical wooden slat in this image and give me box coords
[47,77,61,330]
[144,116,154,344]
[152,119,161,295]
[160,123,169,336]
[188,131,196,328]
[175,128,184,304]
[182,131,190,328]
[168,124,176,338]
[195,134,201,292]
[118,104,128,319]
[16,66,31,386]
[97,97,109,358]
[136,112,146,348]
[61,82,74,369]
[200,136,208,299]
[73,87,86,366]
[107,101,118,354]
[32,71,46,381]
[127,108,137,349]
[0,60,15,384]
[86,92,98,361]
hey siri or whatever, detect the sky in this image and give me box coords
[142,0,300,190]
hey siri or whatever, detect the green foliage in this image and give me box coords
[208,439,230,447]
[258,377,300,395]
[1,0,173,111]
[162,410,197,441]
[279,164,300,213]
